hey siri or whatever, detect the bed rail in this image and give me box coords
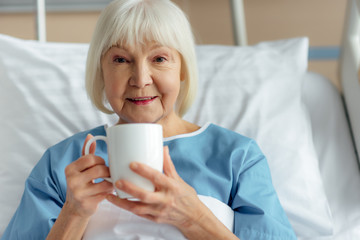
[34,0,248,46]
[230,0,247,46]
[340,0,360,161]
[36,0,46,42]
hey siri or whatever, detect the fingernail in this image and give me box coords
[130,162,138,170]
[116,180,123,189]
[106,194,114,201]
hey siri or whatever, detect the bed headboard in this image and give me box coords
[340,0,360,161]
[32,0,359,161]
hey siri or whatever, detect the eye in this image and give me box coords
[113,57,128,63]
[154,56,167,63]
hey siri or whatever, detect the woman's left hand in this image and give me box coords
[106,146,205,230]
[106,146,239,240]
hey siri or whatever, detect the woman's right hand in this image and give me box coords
[47,134,113,240]
[63,134,114,218]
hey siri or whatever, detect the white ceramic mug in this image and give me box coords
[84,123,163,199]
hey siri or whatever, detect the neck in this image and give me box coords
[116,111,200,138]
[156,111,184,138]
[158,112,200,138]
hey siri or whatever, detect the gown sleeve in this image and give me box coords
[230,140,297,239]
[1,150,66,240]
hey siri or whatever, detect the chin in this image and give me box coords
[119,114,164,124]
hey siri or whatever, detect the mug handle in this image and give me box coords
[84,135,112,183]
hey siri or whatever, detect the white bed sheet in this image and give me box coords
[302,71,360,240]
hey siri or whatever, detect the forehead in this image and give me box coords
[109,41,178,55]
[104,25,179,55]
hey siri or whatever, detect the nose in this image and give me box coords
[128,62,153,88]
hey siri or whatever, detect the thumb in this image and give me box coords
[163,146,178,178]
[82,134,96,156]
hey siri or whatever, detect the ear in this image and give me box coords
[180,68,185,82]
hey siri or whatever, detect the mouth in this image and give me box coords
[126,96,158,105]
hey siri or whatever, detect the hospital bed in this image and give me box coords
[1,0,360,239]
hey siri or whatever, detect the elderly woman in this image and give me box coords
[2,0,296,239]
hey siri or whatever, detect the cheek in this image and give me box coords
[158,73,181,105]
[103,76,114,98]
[103,71,126,98]
[160,71,180,91]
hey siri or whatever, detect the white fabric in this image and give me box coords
[184,38,332,238]
[0,34,118,236]
[301,72,360,240]
[83,195,234,240]
[0,34,333,238]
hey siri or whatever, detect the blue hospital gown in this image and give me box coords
[2,123,296,239]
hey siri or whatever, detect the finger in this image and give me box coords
[82,134,96,156]
[67,154,106,174]
[106,193,157,216]
[83,164,111,183]
[129,162,169,188]
[87,191,115,207]
[114,179,159,203]
[83,180,114,197]
[162,146,178,178]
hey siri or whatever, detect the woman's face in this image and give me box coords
[101,42,182,124]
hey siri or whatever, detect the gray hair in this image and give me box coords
[85,0,198,116]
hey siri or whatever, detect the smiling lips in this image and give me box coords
[127,96,158,105]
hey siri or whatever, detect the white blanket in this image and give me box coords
[83,195,234,240]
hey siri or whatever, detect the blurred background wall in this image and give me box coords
[0,0,346,90]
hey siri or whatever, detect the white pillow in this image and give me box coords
[0,34,332,238]
[184,38,333,238]
[0,34,118,236]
